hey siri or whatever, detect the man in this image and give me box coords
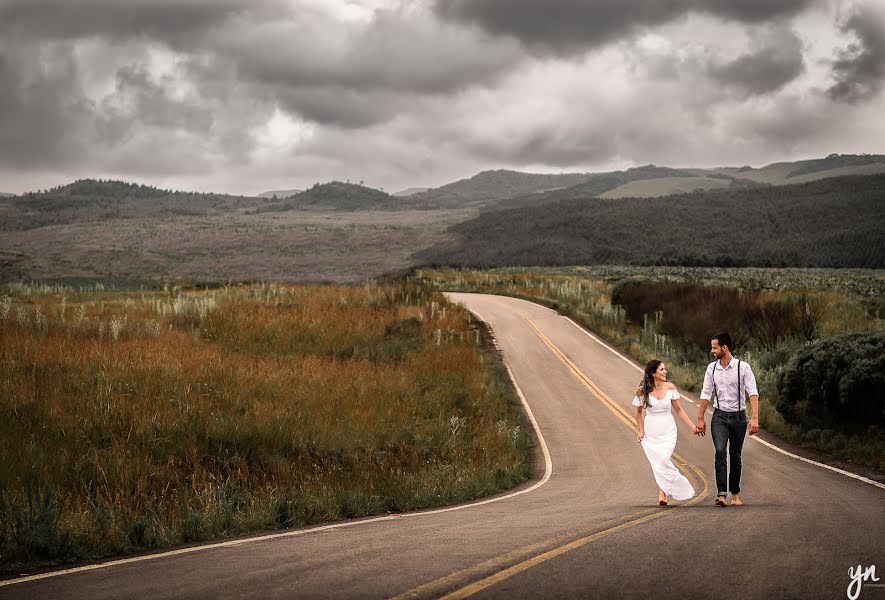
[696,332,759,506]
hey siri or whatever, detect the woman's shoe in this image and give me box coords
[659,500,668,506]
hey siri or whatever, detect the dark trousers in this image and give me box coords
[711,409,748,496]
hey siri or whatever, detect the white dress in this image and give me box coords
[632,389,695,500]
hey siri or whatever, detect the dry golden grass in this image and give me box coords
[0,279,529,573]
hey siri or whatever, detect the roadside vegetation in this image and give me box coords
[420,267,885,471]
[0,278,530,574]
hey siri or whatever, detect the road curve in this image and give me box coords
[1,293,882,599]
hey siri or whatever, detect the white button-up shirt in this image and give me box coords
[699,356,758,412]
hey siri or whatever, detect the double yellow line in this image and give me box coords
[518,311,705,481]
[393,307,709,600]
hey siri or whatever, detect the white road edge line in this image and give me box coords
[562,315,885,491]
[0,306,554,587]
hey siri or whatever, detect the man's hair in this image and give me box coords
[712,331,734,353]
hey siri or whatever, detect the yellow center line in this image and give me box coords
[389,508,662,600]
[517,311,700,470]
[391,302,709,600]
[429,306,709,600]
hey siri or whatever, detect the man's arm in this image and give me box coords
[744,364,760,435]
[748,395,759,435]
[697,399,709,434]
[697,364,713,433]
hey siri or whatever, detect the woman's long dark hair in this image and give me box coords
[640,359,663,408]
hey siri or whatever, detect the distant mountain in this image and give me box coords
[598,176,731,198]
[697,154,885,186]
[785,153,885,177]
[259,181,419,212]
[258,189,302,199]
[409,169,593,208]
[394,187,430,197]
[417,173,885,269]
[407,155,885,210]
[0,179,267,231]
[492,165,706,209]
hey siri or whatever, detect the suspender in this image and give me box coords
[712,359,743,411]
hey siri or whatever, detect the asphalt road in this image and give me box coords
[2,293,882,599]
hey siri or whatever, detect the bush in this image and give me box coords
[611,282,826,352]
[611,282,757,351]
[775,333,885,430]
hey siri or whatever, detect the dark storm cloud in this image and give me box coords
[0,40,95,168]
[274,87,403,129]
[0,34,263,174]
[181,6,522,130]
[708,27,804,96]
[0,0,881,196]
[197,6,525,133]
[434,0,816,55]
[221,12,521,97]
[465,127,618,167]
[827,3,885,103]
[0,0,276,46]
[0,0,523,175]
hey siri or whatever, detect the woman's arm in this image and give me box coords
[671,398,697,432]
[635,406,645,443]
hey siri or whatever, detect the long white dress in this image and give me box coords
[633,389,695,500]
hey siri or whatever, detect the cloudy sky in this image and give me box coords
[1,0,884,195]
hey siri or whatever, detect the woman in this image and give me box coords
[633,359,698,506]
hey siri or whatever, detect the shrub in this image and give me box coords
[775,333,885,430]
[611,282,757,351]
[612,282,827,352]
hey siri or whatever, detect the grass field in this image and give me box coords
[0,278,529,573]
[0,208,474,285]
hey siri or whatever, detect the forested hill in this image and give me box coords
[783,153,885,177]
[407,154,885,210]
[416,174,885,269]
[493,165,719,209]
[409,169,594,208]
[0,179,267,231]
[257,181,424,211]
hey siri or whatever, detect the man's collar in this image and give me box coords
[720,355,736,369]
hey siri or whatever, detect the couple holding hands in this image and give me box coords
[633,332,759,507]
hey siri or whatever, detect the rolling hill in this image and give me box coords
[407,154,885,210]
[394,187,431,197]
[694,153,885,185]
[408,169,594,208]
[491,165,713,209]
[416,173,885,269]
[3,154,884,284]
[0,179,269,231]
[598,176,731,198]
[258,188,303,199]
[257,181,427,211]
